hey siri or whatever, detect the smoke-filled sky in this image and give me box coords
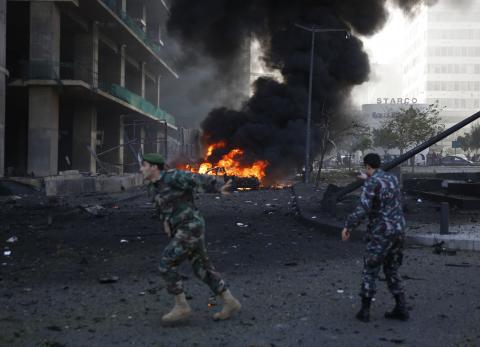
[166,0,438,181]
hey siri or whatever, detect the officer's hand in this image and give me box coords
[220,179,233,195]
[357,173,368,181]
[163,220,172,237]
[342,227,350,241]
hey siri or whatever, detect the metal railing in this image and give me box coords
[106,83,175,125]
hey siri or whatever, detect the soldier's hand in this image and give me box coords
[155,195,165,208]
[163,220,172,238]
[342,227,350,241]
[220,179,233,195]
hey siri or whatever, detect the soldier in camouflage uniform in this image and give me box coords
[140,153,241,323]
[342,153,409,322]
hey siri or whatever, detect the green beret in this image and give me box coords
[142,153,164,165]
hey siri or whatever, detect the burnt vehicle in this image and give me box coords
[205,167,261,190]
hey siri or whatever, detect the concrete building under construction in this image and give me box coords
[0,0,199,179]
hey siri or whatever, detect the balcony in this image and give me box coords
[64,0,178,78]
[10,61,176,127]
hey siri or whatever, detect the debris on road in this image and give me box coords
[445,263,472,268]
[46,325,62,332]
[284,262,298,267]
[432,241,457,256]
[6,236,18,243]
[82,204,105,216]
[98,276,119,284]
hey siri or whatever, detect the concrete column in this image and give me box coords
[28,2,60,176]
[72,103,97,173]
[102,114,124,174]
[141,62,146,98]
[30,2,60,75]
[28,87,59,176]
[0,0,6,177]
[120,45,126,87]
[156,75,161,108]
[74,23,99,87]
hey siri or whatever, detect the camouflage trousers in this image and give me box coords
[361,230,405,299]
[158,218,226,296]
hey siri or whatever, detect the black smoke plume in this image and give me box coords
[167,0,437,182]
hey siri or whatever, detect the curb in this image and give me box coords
[291,183,480,252]
[406,233,480,252]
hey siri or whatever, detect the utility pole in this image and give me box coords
[294,24,350,184]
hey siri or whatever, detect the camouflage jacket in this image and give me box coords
[345,169,406,234]
[150,169,223,228]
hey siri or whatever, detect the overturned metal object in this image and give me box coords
[404,178,480,209]
[321,110,480,214]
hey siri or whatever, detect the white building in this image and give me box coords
[362,100,428,129]
[402,0,480,130]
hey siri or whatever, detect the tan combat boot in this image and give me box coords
[162,293,192,323]
[213,289,241,321]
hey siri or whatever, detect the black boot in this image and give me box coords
[356,297,371,322]
[385,293,409,321]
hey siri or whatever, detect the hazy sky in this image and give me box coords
[351,4,408,106]
[362,6,407,65]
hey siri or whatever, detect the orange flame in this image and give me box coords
[178,141,269,182]
[206,141,225,157]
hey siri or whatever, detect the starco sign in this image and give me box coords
[377,98,418,104]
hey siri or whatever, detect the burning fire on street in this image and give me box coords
[178,142,269,183]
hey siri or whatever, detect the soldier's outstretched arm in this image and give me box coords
[344,179,375,230]
[190,173,226,194]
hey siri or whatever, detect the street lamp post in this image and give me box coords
[294,24,350,184]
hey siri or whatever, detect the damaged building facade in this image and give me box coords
[0,0,200,178]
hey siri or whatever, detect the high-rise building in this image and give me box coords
[402,0,480,130]
[0,0,193,177]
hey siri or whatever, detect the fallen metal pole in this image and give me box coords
[96,139,136,157]
[123,130,142,169]
[86,146,114,174]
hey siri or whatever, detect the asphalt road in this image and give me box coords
[1,188,479,347]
